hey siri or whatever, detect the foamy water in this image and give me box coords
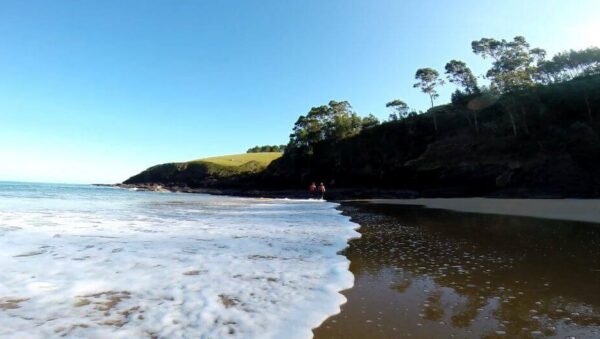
[0,182,359,338]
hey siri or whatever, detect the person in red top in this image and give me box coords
[318,182,326,200]
[308,182,317,199]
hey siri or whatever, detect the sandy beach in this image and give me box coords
[356,198,600,223]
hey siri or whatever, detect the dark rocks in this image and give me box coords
[495,169,513,188]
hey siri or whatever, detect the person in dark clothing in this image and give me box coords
[308,182,317,199]
[318,182,326,200]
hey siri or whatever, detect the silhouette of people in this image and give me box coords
[318,182,326,200]
[308,182,317,199]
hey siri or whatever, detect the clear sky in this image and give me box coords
[1,0,599,183]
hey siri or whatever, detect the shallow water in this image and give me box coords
[314,203,600,338]
[0,182,358,338]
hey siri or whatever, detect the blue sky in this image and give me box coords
[1,0,599,183]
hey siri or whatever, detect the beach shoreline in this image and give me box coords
[352,198,600,224]
[93,184,600,336]
[313,201,600,338]
[99,182,600,201]
[104,183,600,224]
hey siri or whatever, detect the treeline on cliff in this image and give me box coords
[259,74,600,196]
[254,37,600,197]
[246,145,286,153]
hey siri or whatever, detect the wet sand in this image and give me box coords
[313,202,600,338]
[359,198,600,223]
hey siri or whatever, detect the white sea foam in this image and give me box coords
[0,183,359,338]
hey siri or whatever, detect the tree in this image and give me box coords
[288,100,364,153]
[327,110,363,141]
[444,60,479,94]
[361,114,380,129]
[247,145,287,153]
[472,36,546,136]
[445,60,482,133]
[471,36,545,93]
[288,108,326,152]
[386,99,410,121]
[414,68,445,107]
[536,47,600,122]
[538,47,600,83]
[413,68,444,131]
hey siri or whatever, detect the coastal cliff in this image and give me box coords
[123,75,600,198]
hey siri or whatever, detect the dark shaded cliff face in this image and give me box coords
[260,75,600,197]
[125,75,600,198]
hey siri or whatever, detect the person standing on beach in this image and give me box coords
[318,182,326,200]
[309,182,317,199]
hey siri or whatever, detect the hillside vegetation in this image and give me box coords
[124,152,281,187]
[261,75,600,197]
[246,145,286,153]
[123,36,600,197]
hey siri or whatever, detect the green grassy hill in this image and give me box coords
[123,152,281,186]
[199,152,282,167]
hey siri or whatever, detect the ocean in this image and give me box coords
[0,182,359,338]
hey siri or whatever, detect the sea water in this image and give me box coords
[0,182,359,338]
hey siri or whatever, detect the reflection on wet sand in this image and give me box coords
[314,203,600,338]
